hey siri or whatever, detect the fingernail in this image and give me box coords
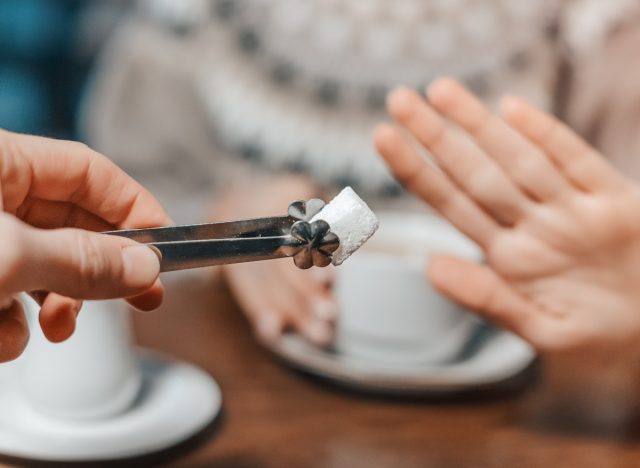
[122,245,161,288]
[256,314,281,343]
[305,319,333,345]
[312,299,338,321]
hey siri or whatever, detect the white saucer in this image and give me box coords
[0,350,222,462]
[268,324,536,394]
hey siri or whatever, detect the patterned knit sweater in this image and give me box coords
[83,0,640,215]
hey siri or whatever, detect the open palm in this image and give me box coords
[375,80,640,353]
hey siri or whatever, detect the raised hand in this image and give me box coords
[375,79,640,355]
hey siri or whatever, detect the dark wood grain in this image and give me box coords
[125,274,640,467]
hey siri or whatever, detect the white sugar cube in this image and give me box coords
[311,187,379,265]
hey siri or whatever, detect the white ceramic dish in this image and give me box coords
[0,350,222,462]
[267,323,536,395]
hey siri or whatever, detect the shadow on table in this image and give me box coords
[269,321,541,405]
[275,358,541,405]
[280,347,640,445]
[520,402,640,444]
[517,381,640,443]
[511,351,640,444]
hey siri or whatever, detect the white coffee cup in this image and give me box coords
[18,297,141,420]
[333,212,482,364]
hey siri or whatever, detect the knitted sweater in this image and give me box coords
[82,0,640,217]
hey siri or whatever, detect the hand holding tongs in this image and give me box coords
[106,199,339,272]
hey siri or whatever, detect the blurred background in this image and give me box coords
[2,0,640,354]
[0,0,128,139]
[3,0,640,196]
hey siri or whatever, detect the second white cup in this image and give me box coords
[333,212,482,365]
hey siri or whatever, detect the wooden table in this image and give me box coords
[126,275,640,467]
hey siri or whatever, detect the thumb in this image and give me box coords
[427,254,542,340]
[2,217,160,300]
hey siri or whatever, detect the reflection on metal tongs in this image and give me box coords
[106,199,339,272]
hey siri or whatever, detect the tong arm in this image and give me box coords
[106,216,296,244]
[105,198,339,271]
[151,235,303,272]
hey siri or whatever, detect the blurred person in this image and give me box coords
[0,129,170,363]
[82,0,640,346]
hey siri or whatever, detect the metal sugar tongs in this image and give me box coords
[106,199,339,272]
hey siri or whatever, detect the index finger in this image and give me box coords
[1,130,170,229]
[426,79,572,201]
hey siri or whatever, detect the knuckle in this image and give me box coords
[466,113,492,139]
[424,123,448,149]
[567,157,598,188]
[510,153,540,182]
[0,217,27,284]
[66,140,103,169]
[71,232,115,290]
[403,169,427,195]
[437,191,463,217]
[540,120,560,147]
[68,140,92,155]
[466,170,493,198]
[475,275,501,314]
[0,129,17,160]
[390,148,426,187]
